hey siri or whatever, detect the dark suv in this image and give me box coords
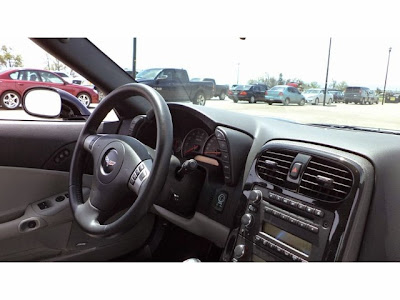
[230,83,268,103]
[344,86,370,104]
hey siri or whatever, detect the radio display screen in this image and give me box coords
[262,223,312,256]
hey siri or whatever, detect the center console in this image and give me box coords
[223,140,374,262]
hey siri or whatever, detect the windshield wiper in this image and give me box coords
[308,123,400,135]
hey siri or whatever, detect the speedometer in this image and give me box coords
[181,128,208,158]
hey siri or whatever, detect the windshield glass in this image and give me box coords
[235,85,252,90]
[1,35,400,130]
[270,86,285,92]
[136,68,162,80]
[304,89,319,94]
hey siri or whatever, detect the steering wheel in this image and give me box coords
[69,83,173,237]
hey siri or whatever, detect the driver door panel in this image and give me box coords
[0,121,86,260]
[0,119,154,261]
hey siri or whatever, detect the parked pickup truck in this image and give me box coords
[191,78,229,100]
[135,68,213,105]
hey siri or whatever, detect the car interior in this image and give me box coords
[0,37,399,264]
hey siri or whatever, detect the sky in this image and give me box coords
[2,36,399,91]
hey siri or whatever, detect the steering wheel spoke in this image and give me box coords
[83,134,103,154]
[74,200,103,233]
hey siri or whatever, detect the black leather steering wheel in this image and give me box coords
[69,83,173,237]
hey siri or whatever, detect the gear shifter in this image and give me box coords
[176,159,198,180]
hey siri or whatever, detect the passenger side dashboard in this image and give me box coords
[118,103,400,261]
[225,140,374,262]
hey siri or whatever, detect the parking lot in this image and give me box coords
[205,98,400,130]
[0,98,399,131]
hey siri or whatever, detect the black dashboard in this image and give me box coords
[119,103,400,261]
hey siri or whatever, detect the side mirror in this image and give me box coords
[23,88,62,118]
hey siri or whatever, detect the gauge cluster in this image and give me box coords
[126,105,253,188]
[177,128,223,162]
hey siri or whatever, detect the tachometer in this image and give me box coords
[203,135,222,158]
[173,137,182,154]
[181,128,208,157]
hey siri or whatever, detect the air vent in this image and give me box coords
[256,149,297,187]
[299,156,353,202]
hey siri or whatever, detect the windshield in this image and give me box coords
[304,89,319,94]
[136,68,162,80]
[1,35,400,131]
[270,86,285,92]
[235,85,252,90]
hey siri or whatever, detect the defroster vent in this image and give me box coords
[299,156,353,202]
[256,149,297,188]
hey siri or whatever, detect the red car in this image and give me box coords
[0,68,99,109]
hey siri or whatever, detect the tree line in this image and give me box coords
[248,73,348,91]
[0,44,74,75]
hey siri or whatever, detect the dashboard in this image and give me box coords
[119,103,400,261]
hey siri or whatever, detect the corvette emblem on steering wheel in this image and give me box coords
[105,155,116,167]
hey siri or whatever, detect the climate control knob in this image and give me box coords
[233,244,246,260]
[249,189,262,204]
[241,213,254,228]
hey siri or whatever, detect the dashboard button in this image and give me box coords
[221,152,229,162]
[264,207,273,214]
[269,193,277,200]
[215,129,226,140]
[315,209,325,217]
[218,140,228,151]
[222,163,231,173]
[298,221,307,229]
[289,200,298,207]
[281,214,290,221]
[297,203,306,210]
[306,206,315,214]
[213,191,228,212]
[290,162,303,179]
[308,225,319,233]
[282,198,290,204]
[289,217,298,225]
[248,204,258,213]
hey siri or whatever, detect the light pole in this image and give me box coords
[236,37,246,84]
[236,63,240,84]
[382,47,392,105]
[132,38,137,80]
[323,37,332,106]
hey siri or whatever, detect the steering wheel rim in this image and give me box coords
[69,83,173,237]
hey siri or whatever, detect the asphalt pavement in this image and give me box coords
[0,97,399,131]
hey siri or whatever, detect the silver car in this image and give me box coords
[303,89,333,105]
